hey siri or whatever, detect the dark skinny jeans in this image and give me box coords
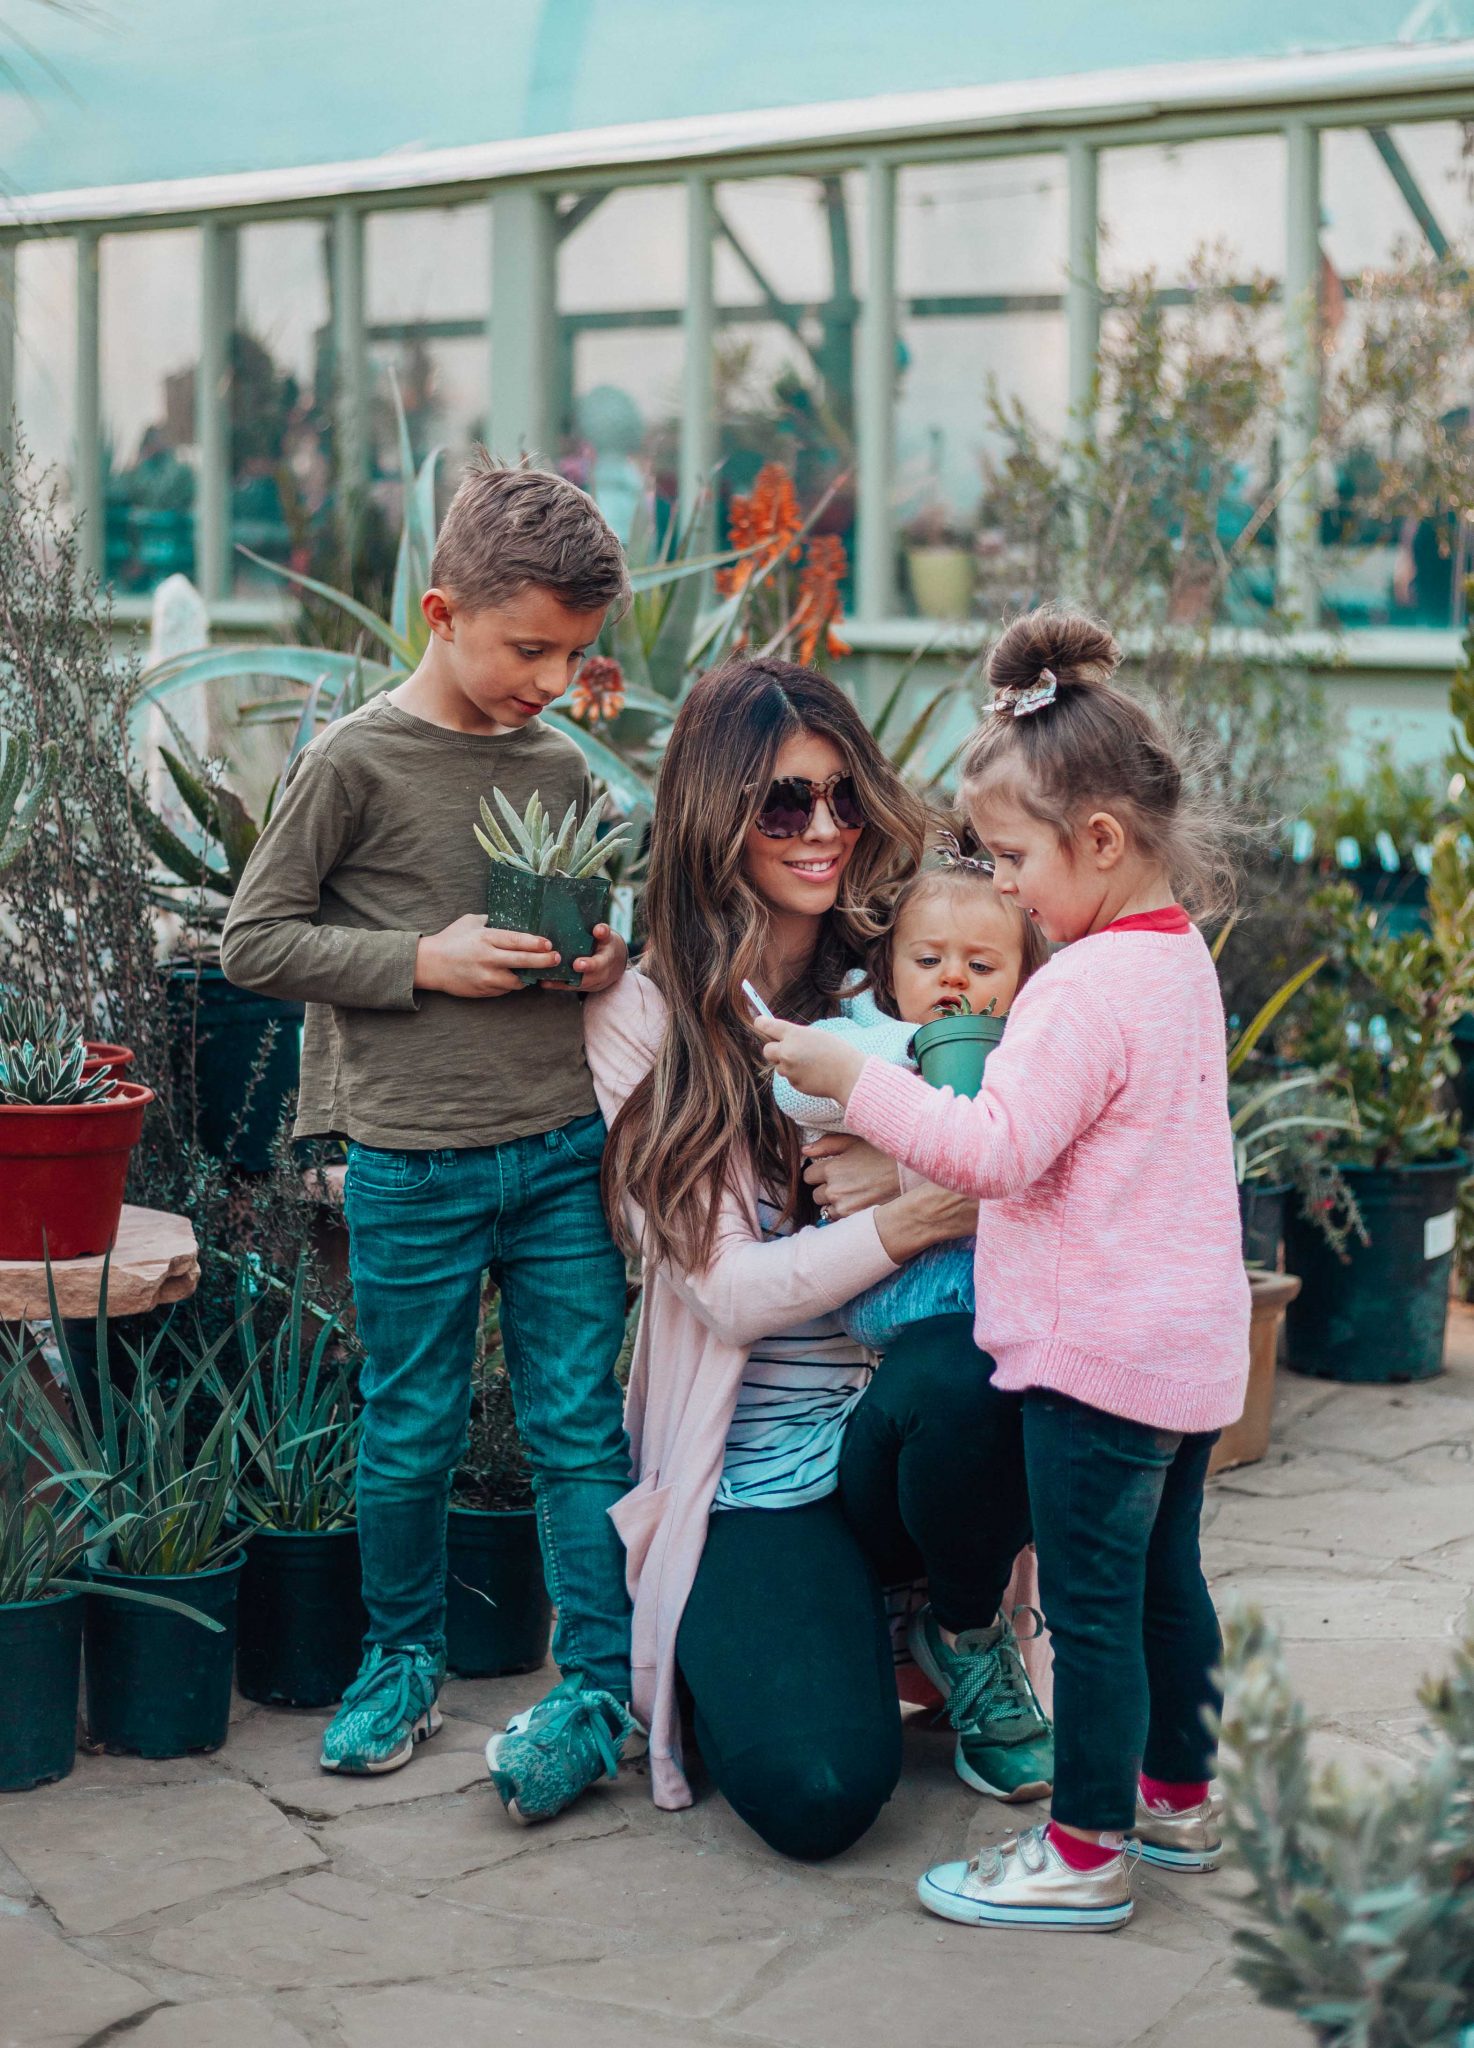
[676,1314,1031,1861]
[1023,1389,1222,1833]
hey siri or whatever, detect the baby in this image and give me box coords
[776,854,1046,1349]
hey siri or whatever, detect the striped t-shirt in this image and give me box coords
[712,1200,874,1512]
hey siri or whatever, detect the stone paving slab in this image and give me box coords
[0,1909,156,2048]
[319,1779,628,1889]
[122,1995,315,2048]
[331,1983,689,2048]
[514,1933,794,2021]
[0,1778,323,1936]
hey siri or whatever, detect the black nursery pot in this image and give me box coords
[484,869,612,989]
[1286,1155,1465,1385]
[0,1591,83,1792]
[445,1505,552,1678]
[1453,1013,1474,1137]
[84,1554,244,1758]
[236,1526,367,1709]
[1239,1180,1290,1271]
[166,961,304,1172]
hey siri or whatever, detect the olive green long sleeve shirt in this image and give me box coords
[220,695,598,1150]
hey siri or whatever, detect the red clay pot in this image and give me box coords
[81,1042,136,1083]
[0,1081,153,1260]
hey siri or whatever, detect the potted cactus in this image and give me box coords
[474,789,632,989]
[216,1260,366,1709]
[0,1002,153,1261]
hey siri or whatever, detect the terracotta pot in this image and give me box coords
[1209,1270,1301,1476]
[0,1081,153,1261]
[81,1042,135,1083]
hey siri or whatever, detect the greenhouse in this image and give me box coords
[4,3,1474,761]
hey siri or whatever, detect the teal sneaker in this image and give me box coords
[320,1644,445,1775]
[485,1674,642,1825]
[909,1605,1054,1802]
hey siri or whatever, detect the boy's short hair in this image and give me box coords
[431,450,632,617]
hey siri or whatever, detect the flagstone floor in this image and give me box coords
[4,1306,1472,2048]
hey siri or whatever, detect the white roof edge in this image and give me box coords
[7,36,1474,228]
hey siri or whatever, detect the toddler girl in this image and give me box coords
[760,606,1249,1933]
[774,856,1046,1349]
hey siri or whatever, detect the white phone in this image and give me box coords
[741,978,774,1021]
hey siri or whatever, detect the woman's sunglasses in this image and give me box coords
[751,772,867,840]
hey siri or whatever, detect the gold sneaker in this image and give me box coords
[1130,1788,1224,1871]
[917,1825,1135,1931]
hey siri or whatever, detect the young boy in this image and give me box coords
[222,454,639,1824]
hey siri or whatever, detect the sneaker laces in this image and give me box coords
[515,1680,635,1783]
[338,1647,435,1742]
[945,1621,1045,1741]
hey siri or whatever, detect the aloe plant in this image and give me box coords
[215,1258,360,1533]
[4,1267,248,1582]
[0,724,58,874]
[474,788,633,880]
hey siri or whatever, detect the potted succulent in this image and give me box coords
[474,789,633,989]
[911,995,1005,1098]
[901,499,977,621]
[0,723,58,874]
[0,988,134,1091]
[136,708,303,1172]
[445,1298,551,1679]
[0,1001,153,1261]
[217,1260,366,1709]
[1280,852,1474,1384]
[8,1278,247,1757]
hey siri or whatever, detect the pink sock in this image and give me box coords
[1139,1773,1208,1811]
[1047,1822,1121,1871]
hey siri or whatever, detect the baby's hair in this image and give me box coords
[962,605,1237,921]
[862,854,1048,1017]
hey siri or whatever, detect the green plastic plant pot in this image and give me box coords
[911,1010,1006,1099]
[165,961,303,1173]
[0,1590,82,1792]
[83,1553,244,1757]
[484,868,612,988]
[1239,1181,1290,1271]
[1285,1154,1465,1384]
[445,1506,552,1678]
[236,1526,367,1709]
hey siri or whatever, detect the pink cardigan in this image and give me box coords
[847,923,1251,1435]
[586,971,1041,1810]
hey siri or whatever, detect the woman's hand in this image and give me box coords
[758,1018,865,1105]
[802,1136,900,1218]
[873,1181,979,1264]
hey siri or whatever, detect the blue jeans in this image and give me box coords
[1023,1390,1221,1832]
[343,1111,632,1698]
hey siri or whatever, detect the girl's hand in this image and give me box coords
[543,923,627,996]
[758,1019,866,1107]
[802,1136,901,1217]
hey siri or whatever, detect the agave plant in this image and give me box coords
[5,1267,248,1582]
[0,724,59,874]
[474,789,634,880]
[0,1024,115,1107]
[215,1258,360,1533]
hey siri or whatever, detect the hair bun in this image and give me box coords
[987,606,1121,699]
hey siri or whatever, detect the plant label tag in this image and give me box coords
[1424,1210,1456,1260]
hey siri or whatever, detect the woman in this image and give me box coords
[586,656,1047,1859]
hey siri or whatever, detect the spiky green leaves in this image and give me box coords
[0,725,59,876]
[0,1000,115,1107]
[474,787,634,880]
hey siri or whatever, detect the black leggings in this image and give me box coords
[675,1315,1031,1860]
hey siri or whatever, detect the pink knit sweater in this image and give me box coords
[846,922,1250,1434]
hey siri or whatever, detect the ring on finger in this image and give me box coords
[820,1203,832,1222]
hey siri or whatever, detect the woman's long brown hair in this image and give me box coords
[603,655,927,1273]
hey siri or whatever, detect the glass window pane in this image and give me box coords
[1321,121,1474,630]
[100,227,200,595]
[14,235,77,506]
[713,172,866,573]
[365,203,490,516]
[1098,136,1286,288]
[557,184,684,544]
[231,219,335,595]
[896,155,1067,620]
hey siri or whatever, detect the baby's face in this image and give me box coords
[889,886,1024,1024]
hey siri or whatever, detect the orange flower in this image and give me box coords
[568,655,626,726]
[716,461,804,596]
[793,532,850,665]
